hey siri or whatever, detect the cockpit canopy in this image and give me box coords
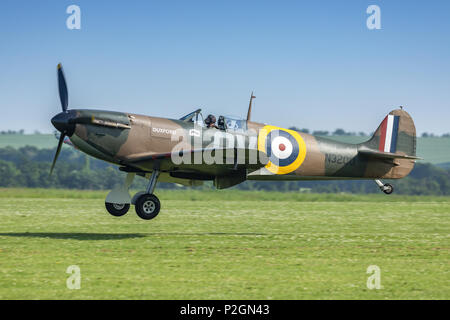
[179,108,202,123]
[223,116,247,132]
[179,109,247,132]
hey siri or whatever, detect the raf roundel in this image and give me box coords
[258,126,307,175]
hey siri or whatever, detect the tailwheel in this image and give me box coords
[382,183,394,195]
[375,179,394,195]
[135,194,161,220]
[105,203,130,217]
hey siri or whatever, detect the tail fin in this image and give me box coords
[359,108,418,179]
[362,108,416,157]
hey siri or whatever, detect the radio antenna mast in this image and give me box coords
[246,91,256,121]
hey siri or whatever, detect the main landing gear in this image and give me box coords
[104,170,161,220]
[375,179,394,195]
[134,170,161,220]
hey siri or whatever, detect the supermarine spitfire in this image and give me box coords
[51,64,420,221]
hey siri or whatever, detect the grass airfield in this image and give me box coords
[0,189,448,300]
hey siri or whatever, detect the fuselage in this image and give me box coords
[52,109,414,183]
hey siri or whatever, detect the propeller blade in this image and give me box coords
[57,63,69,112]
[50,133,65,175]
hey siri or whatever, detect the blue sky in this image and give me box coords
[0,0,449,134]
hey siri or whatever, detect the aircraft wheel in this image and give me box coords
[383,183,394,195]
[105,203,130,217]
[135,194,160,220]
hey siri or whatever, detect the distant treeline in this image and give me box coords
[421,132,450,138]
[289,127,450,138]
[0,130,25,135]
[0,130,45,135]
[3,129,450,138]
[0,146,449,195]
[289,127,369,137]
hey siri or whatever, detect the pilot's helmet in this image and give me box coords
[205,114,216,125]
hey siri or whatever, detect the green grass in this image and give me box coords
[0,189,448,299]
[0,188,448,202]
[1,134,449,165]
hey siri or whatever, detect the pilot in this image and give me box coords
[217,116,225,130]
[205,114,219,129]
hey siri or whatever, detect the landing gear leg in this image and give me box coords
[105,173,135,216]
[135,170,161,220]
[375,179,394,195]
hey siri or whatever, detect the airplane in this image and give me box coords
[50,64,420,221]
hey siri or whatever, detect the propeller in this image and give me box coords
[57,63,69,112]
[50,133,65,175]
[50,63,70,175]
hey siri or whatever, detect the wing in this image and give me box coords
[119,147,266,183]
[123,147,265,167]
[120,147,266,189]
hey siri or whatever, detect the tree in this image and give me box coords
[333,129,346,136]
[288,127,309,134]
[313,130,329,136]
[0,160,20,187]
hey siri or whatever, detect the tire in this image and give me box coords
[383,183,394,195]
[105,203,130,217]
[135,194,161,220]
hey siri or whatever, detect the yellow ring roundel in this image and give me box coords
[258,125,307,175]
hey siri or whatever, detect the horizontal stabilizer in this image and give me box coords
[358,149,421,160]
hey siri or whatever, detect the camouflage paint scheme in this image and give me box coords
[61,108,417,189]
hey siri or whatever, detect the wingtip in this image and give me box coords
[57,63,62,70]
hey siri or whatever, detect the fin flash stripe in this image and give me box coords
[379,115,400,153]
